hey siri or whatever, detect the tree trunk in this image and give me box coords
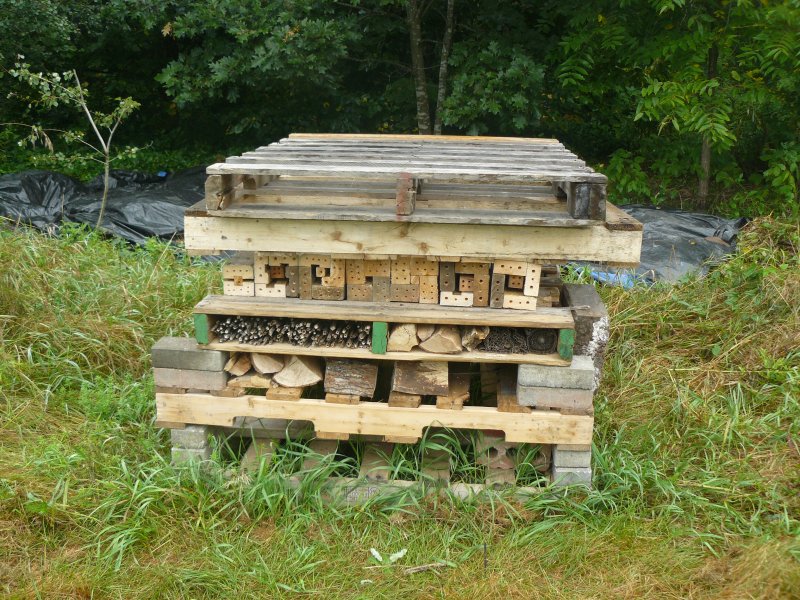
[433,0,455,135]
[407,0,431,134]
[698,43,719,209]
[96,154,110,228]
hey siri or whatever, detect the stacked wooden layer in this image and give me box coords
[158,134,640,491]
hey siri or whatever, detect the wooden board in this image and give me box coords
[194,295,574,328]
[156,393,594,444]
[183,212,642,265]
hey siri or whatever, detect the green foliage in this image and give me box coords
[442,41,544,134]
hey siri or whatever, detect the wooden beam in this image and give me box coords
[193,295,574,329]
[183,214,641,265]
[156,393,594,444]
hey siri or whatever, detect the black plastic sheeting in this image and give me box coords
[0,168,204,243]
[0,169,747,282]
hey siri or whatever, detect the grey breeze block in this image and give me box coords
[517,355,594,389]
[171,425,214,450]
[553,446,592,468]
[516,386,593,410]
[551,466,592,488]
[153,367,228,391]
[151,336,229,371]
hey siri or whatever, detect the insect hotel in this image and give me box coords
[152,133,642,497]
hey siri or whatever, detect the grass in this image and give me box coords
[0,218,798,598]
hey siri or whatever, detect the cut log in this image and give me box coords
[391,361,449,396]
[324,359,378,397]
[387,323,418,352]
[416,324,436,341]
[273,355,323,388]
[224,353,252,376]
[461,326,489,351]
[387,391,422,408]
[228,371,273,388]
[418,326,462,354]
[251,353,284,375]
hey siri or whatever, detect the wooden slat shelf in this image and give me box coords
[198,339,569,366]
[156,393,594,445]
[194,295,575,329]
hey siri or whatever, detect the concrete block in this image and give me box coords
[553,447,592,468]
[171,446,212,464]
[517,355,594,389]
[551,466,592,488]
[152,337,229,371]
[516,386,593,410]
[562,284,609,391]
[170,425,212,449]
[153,367,228,391]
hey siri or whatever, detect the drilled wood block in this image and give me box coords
[269,265,286,279]
[411,257,438,276]
[472,271,490,307]
[493,260,528,275]
[458,274,475,292]
[390,283,420,302]
[252,252,270,284]
[391,256,412,284]
[255,282,287,297]
[439,262,456,292]
[286,266,300,297]
[299,254,332,268]
[507,275,525,289]
[440,291,473,307]
[298,266,313,300]
[321,258,346,287]
[363,259,391,278]
[372,276,391,302]
[312,285,345,300]
[419,275,438,304]
[502,290,538,310]
[223,256,254,280]
[347,283,373,301]
[223,280,254,296]
[490,272,506,308]
[346,259,366,285]
[524,264,542,297]
[456,262,490,275]
[268,253,298,266]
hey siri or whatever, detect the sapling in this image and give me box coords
[4,58,140,228]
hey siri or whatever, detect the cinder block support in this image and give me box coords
[170,424,215,465]
[553,446,592,468]
[517,355,594,389]
[152,337,229,371]
[551,466,592,488]
[171,424,213,449]
[562,284,609,391]
[171,446,212,464]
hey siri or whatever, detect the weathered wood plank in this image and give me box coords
[193,295,574,328]
[156,393,595,444]
[183,215,642,265]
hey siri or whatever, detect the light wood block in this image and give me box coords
[255,282,287,297]
[440,291,473,307]
[223,280,255,296]
[502,290,538,311]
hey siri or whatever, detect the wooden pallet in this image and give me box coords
[187,134,642,264]
[205,133,606,218]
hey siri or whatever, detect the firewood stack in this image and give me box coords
[153,133,641,495]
